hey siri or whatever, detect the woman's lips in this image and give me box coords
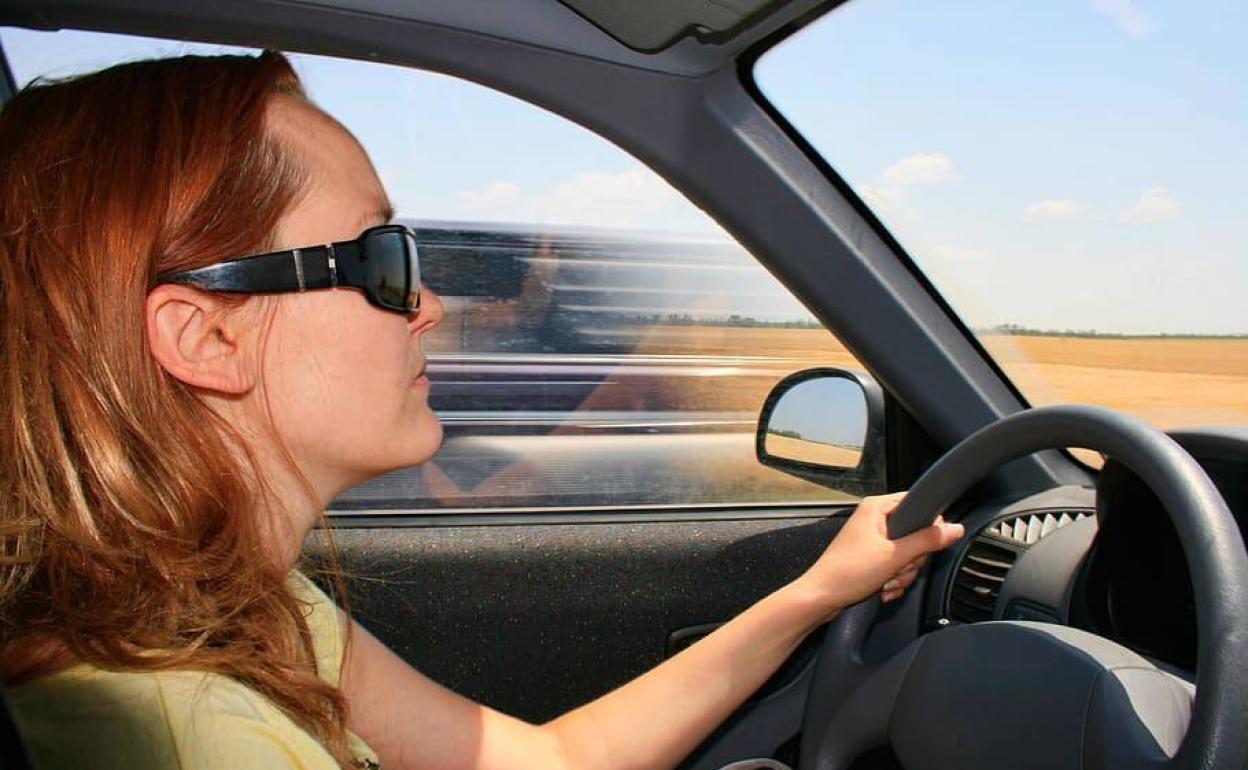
[411,374,430,388]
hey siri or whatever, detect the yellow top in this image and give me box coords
[4,573,380,770]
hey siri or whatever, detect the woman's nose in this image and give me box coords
[409,284,444,336]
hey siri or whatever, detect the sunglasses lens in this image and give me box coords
[364,229,418,312]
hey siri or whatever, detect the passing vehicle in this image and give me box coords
[1,1,1244,769]
[349,222,848,511]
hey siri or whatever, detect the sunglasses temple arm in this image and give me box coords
[325,239,366,291]
[295,245,337,291]
[158,246,337,294]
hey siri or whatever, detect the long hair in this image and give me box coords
[0,51,353,764]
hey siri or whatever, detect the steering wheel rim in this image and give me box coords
[799,405,1248,770]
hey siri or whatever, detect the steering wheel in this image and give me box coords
[799,405,1248,770]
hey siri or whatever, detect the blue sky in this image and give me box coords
[769,377,869,448]
[3,0,1244,335]
[757,0,1247,335]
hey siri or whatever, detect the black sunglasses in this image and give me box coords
[156,224,421,315]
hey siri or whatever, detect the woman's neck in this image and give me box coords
[254,473,332,573]
[207,402,338,573]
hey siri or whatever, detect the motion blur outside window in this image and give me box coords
[756,0,1247,459]
[2,28,873,512]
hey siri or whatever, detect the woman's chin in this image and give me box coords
[327,411,444,495]
[389,411,444,471]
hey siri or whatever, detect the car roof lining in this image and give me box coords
[557,0,787,53]
[0,0,829,78]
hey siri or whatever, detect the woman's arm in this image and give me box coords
[340,493,963,770]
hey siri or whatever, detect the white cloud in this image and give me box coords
[447,165,720,234]
[858,184,908,214]
[530,167,680,228]
[1120,185,1179,223]
[859,152,960,219]
[1024,199,1086,221]
[458,180,522,214]
[1090,0,1158,39]
[881,152,960,186]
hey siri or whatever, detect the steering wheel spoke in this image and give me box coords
[803,620,921,770]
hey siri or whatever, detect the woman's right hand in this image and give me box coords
[793,492,964,623]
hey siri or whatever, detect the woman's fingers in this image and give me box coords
[882,567,919,592]
[881,554,928,601]
[899,555,927,574]
[895,514,965,563]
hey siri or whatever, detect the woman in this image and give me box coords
[0,51,963,770]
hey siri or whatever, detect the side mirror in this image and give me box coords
[756,368,886,495]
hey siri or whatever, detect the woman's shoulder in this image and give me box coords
[8,664,342,770]
[2,571,350,770]
[288,569,349,686]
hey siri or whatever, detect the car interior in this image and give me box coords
[0,1,1245,769]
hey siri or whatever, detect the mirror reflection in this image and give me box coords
[764,376,867,469]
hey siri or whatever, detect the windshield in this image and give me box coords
[754,0,1247,434]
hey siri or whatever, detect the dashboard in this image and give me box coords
[930,428,1248,676]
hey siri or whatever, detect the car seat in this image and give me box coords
[0,688,32,770]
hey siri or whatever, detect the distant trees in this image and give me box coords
[770,428,804,439]
[982,323,1246,340]
[624,312,824,329]
[621,315,1244,338]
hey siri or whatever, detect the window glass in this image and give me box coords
[2,28,873,511]
[755,1,1248,439]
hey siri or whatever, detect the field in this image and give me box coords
[978,335,1248,430]
[407,325,1245,507]
[764,434,863,468]
[627,325,1248,432]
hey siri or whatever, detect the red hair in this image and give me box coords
[0,51,352,765]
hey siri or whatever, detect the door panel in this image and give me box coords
[305,511,847,722]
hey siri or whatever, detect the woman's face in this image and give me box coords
[256,95,444,499]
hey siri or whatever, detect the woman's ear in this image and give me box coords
[145,285,258,395]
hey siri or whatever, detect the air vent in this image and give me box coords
[949,538,1018,622]
[948,509,1092,623]
[987,510,1091,546]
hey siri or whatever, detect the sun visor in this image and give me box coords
[559,0,784,53]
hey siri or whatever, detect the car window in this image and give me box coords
[2,28,875,512]
[755,1,1248,448]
